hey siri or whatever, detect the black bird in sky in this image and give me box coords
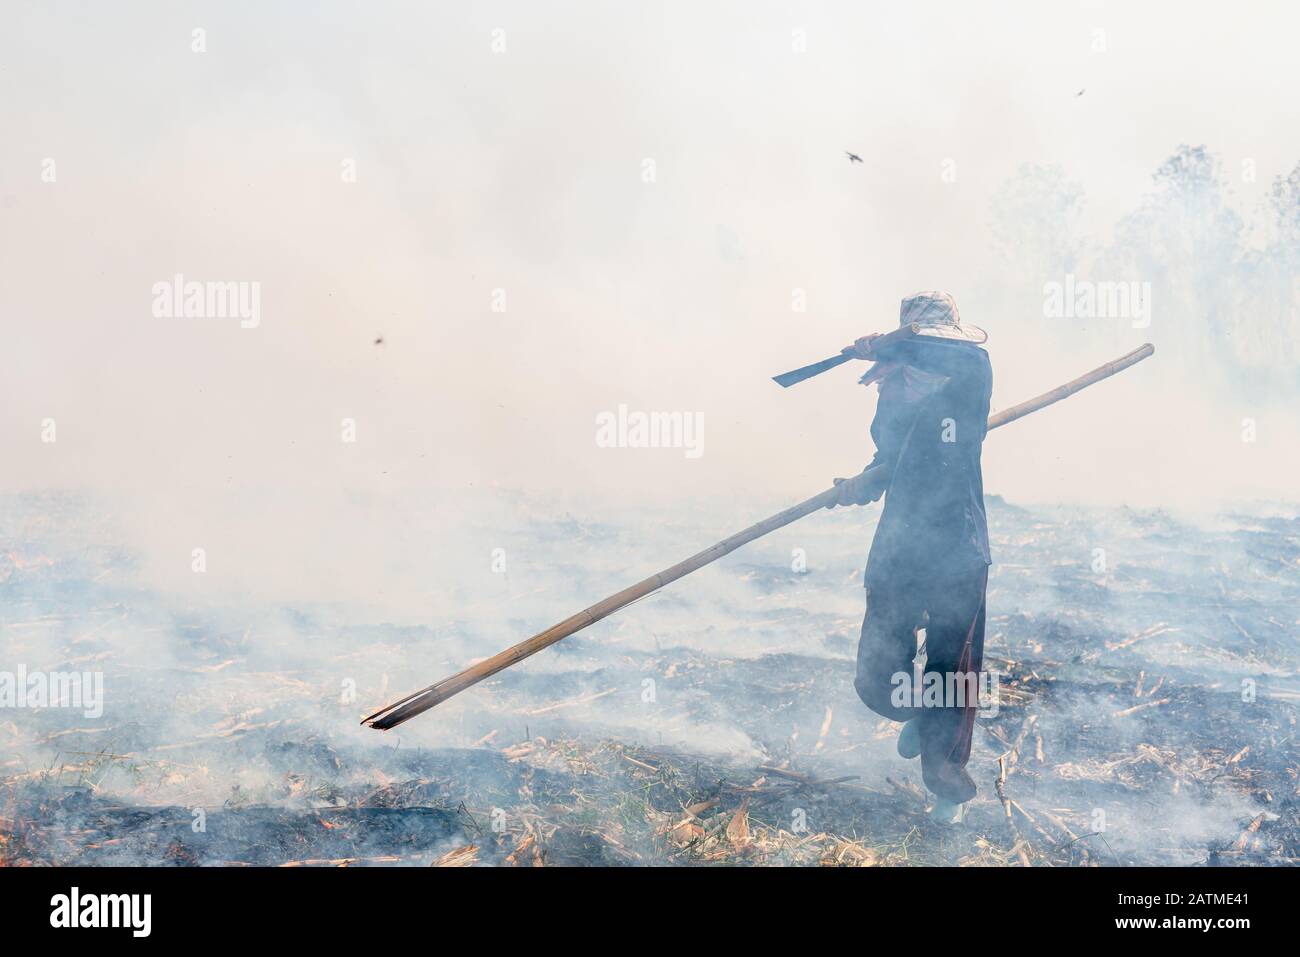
[1076,88,1086,97]
[374,336,384,345]
[845,151,863,164]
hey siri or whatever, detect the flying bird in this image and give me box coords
[374,336,384,345]
[845,151,863,164]
[1075,88,1086,97]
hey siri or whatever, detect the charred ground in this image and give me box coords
[2,494,1297,866]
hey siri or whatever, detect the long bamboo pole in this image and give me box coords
[364,342,1154,730]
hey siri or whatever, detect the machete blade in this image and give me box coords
[771,353,852,388]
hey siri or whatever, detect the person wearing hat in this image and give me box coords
[828,292,993,824]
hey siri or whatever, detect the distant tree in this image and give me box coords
[1268,161,1300,263]
[989,163,1088,278]
[1103,145,1248,380]
[989,147,1298,393]
[1243,162,1300,373]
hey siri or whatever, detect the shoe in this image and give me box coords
[896,718,921,759]
[929,797,966,825]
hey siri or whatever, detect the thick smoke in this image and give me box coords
[2,3,1298,866]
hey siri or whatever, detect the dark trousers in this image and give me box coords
[854,565,988,803]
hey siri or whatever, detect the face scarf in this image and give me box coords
[861,361,950,403]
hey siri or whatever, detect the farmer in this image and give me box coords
[827,292,993,824]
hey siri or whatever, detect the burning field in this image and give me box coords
[2,490,1298,867]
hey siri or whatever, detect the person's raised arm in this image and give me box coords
[827,378,913,508]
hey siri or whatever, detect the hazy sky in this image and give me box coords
[4,2,1299,604]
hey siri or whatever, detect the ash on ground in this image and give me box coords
[2,492,1297,866]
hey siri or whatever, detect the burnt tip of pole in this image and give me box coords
[361,709,394,730]
[361,687,436,730]
[362,704,413,731]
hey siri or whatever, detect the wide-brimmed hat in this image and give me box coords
[899,291,987,344]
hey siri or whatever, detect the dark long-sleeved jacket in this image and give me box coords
[863,339,993,590]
